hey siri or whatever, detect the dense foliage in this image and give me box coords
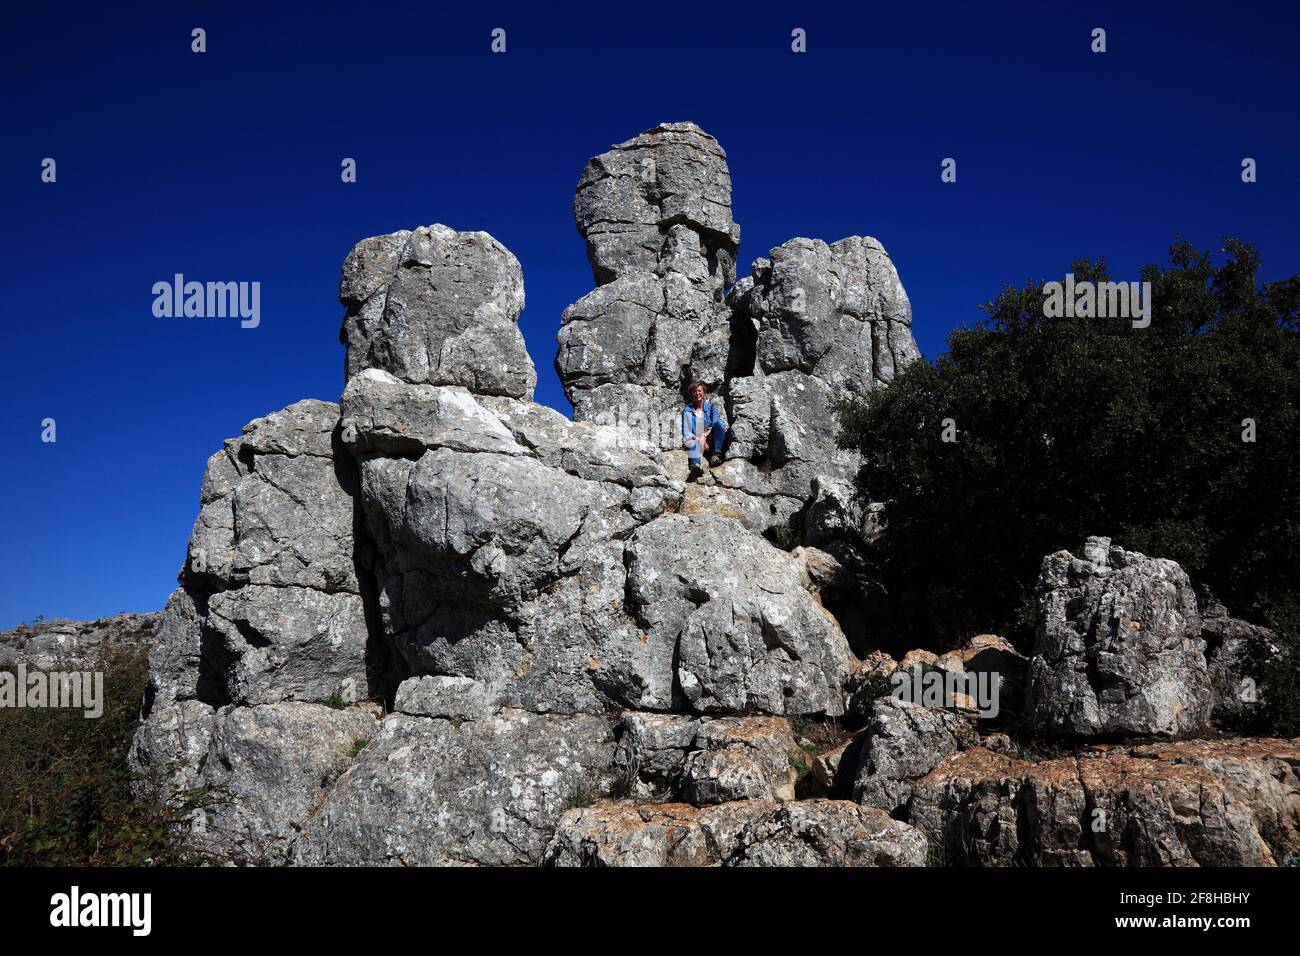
[837,240,1300,732]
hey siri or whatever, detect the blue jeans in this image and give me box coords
[686,422,727,463]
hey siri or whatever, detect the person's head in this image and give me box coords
[687,381,705,405]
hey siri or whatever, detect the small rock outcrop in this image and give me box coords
[0,612,159,670]
[340,225,536,399]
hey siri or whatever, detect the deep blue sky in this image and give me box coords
[3,2,1298,628]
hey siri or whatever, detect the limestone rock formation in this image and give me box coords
[724,236,921,499]
[116,122,1290,868]
[908,738,1300,867]
[1026,536,1213,737]
[557,121,922,527]
[543,799,928,867]
[340,224,536,399]
[559,123,743,448]
[0,612,159,670]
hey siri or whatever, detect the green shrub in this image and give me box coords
[0,645,207,865]
[836,239,1300,733]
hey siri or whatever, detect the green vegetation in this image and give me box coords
[837,239,1300,734]
[0,645,212,865]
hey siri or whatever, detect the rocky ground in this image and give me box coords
[7,122,1296,867]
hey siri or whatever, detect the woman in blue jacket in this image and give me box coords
[682,381,727,475]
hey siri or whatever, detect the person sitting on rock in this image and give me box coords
[682,380,726,478]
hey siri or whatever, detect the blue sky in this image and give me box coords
[3,1,1298,628]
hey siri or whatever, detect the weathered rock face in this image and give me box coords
[190,702,376,863]
[611,713,799,804]
[573,122,740,289]
[625,513,855,715]
[852,698,978,814]
[1027,537,1213,738]
[0,612,159,670]
[334,203,858,723]
[724,236,921,499]
[1199,592,1279,726]
[559,123,743,449]
[543,799,928,867]
[909,738,1300,867]
[129,400,376,858]
[157,400,371,709]
[120,123,1293,869]
[340,225,536,399]
[293,709,616,866]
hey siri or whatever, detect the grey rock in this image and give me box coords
[359,446,621,613]
[340,225,536,399]
[543,799,927,867]
[292,710,616,865]
[1027,537,1213,737]
[394,674,499,720]
[573,122,739,289]
[0,611,159,671]
[625,513,856,715]
[560,124,743,448]
[681,716,798,805]
[852,697,978,814]
[612,713,797,805]
[205,585,369,706]
[130,399,371,810]
[1200,594,1280,726]
[721,236,922,489]
[803,477,864,549]
[192,702,376,863]
[909,738,1300,867]
[129,698,217,800]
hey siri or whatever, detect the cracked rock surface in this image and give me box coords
[113,123,1290,867]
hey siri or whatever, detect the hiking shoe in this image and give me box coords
[688,461,704,482]
[708,454,723,468]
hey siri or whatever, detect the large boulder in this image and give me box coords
[624,513,857,715]
[1027,537,1213,738]
[339,225,536,399]
[292,709,617,866]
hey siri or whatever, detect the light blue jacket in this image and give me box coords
[682,402,724,455]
